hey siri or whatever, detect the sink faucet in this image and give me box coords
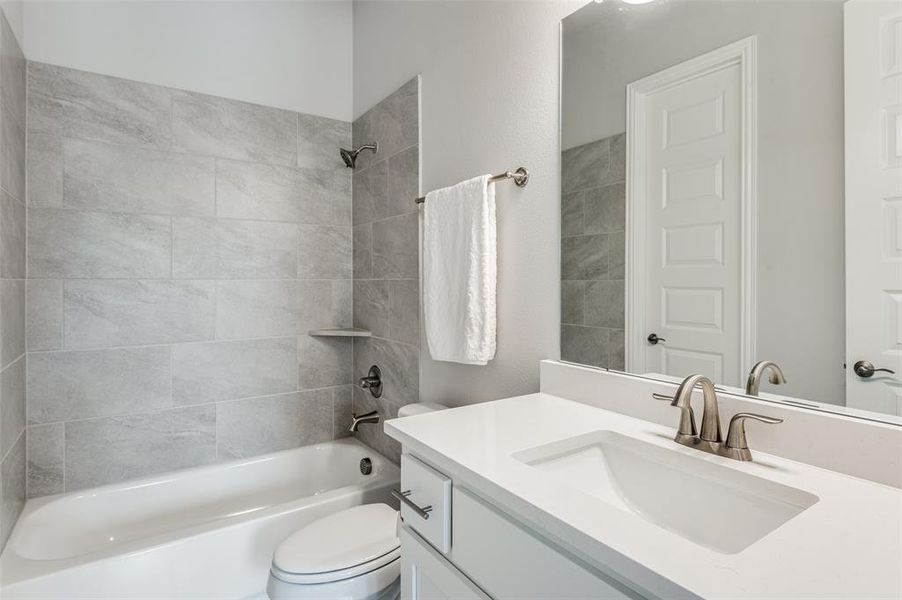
[673,374,723,445]
[721,413,783,461]
[348,410,380,433]
[654,373,783,461]
[745,360,787,396]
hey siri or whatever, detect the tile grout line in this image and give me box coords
[26,276,354,283]
[0,428,23,471]
[24,57,31,496]
[0,350,24,374]
[28,383,349,430]
[29,334,303,355]
[29,129,350,187]
[61,419,67,493]
[30,204,339,228]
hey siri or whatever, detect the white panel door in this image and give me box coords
[845,0,902,414]
[630,50,746,385]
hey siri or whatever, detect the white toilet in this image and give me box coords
[267,402,447,600]
[266,503,401,600]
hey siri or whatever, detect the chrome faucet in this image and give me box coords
[745,360,787,396]
[657,374,722,452]
[348,410,380,433]
[721,413,783,461]
[654,373,783,461]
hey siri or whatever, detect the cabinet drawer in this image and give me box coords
[400,527,488,600]
[451,487,639,599]
[399,454,452,553]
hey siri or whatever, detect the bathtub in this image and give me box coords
[0,438,399,599]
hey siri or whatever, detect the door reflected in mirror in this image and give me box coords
[560,0,902,422]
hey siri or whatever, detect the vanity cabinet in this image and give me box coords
[400,527,489,600]
[398,452,642,600]
[400,454,452,553]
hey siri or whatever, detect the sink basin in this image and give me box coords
[513,431,818,554]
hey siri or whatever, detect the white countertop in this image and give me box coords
[385,393,902,600]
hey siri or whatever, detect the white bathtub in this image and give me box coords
[0,438,399,599]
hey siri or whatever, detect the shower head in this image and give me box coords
[339,148,355,168]
[339,142,378,168]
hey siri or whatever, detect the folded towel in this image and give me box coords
[423,175,497,365]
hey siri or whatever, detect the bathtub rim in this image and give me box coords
[1,437,399,588]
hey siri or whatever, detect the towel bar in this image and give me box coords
[415,167,529,204]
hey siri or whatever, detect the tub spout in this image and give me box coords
[349,410,380,433]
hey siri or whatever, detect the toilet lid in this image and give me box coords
[272,503,400,584]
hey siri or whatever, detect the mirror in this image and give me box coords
[560,0,902,423]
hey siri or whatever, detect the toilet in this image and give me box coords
[267,402,447,600]
[267,503,401,600]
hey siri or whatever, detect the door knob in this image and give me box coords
[853,360,896,378]
[647,333,666,345]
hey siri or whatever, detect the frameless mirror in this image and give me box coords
[560,0,902,423]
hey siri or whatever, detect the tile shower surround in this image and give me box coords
[560,133,626,370]
[0,6,26,551]
[350,78,420,464]
[24,62,357,497]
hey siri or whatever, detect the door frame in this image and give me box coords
[625,36,758,378]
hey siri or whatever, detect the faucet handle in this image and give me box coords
[652,393,697,438]
[359,365,383,398]
[725,413,782,451]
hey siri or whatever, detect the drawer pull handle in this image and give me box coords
[392,489,433,520]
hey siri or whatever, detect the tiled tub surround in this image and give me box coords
[25,62,355,497]
[351,77,420,463]
[560,133,626,370]
[0,8,26,550]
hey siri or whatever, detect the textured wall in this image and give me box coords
[350,78,420,463]
[560,133,625,370]
[0,5,26,551]
[25,62,354,496]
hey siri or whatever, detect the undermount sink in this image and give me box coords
[513,431,818,554]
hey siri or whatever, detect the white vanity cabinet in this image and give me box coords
[400,527,488,600]
[388,384,902,600]
[398,452,642,600]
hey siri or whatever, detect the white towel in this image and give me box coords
[423,175,497,365]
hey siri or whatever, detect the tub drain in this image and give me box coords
[360,457,373,475]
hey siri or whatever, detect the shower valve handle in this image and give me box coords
[359,365,383,398]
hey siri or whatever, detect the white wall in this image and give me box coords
[2,0,22,48]
[562,0,847,404]
[21,0,353,120]
[354,0,582,406]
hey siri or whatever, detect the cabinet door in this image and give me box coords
[450,487,639,599]
[401,527,488,600]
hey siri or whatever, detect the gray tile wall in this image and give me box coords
[560,134,626,370]
[25,62,355,497]
[351,78,420,463]
[0,7,26,551]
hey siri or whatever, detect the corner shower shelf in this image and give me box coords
[308,328,372,338]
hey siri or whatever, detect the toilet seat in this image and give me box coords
[270,547,401,585]
[271,503,400,586]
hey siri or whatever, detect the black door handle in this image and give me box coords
[647,333,666,345]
